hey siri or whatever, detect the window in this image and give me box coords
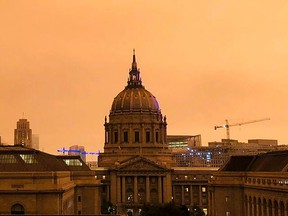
[0,155,17,163]
[63,159,82,166]
[135,131,140,142]
[78,196,81,202]
[124,131,129,143]
[11,204,24,215]
[20,154,37,164]
[155,131,159,143]
[202,187,206,193]
[226,211,230,216]
[146,131,150,143]
[114,131,118,143]
[225,196,229,202]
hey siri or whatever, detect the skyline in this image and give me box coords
[1,1,288,156]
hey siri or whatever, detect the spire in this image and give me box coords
[127,49,142,87]
[132,49,137,70]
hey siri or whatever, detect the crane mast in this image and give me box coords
[214,118,270,140]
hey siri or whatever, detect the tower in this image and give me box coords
[97,51,174,215]
[14,119,32,148]
[99,50,173,167]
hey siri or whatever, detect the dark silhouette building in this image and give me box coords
[14,118,32,148]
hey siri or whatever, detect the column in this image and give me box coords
[163,177,167,202]
[181,185,185,205]
[158,176,162,203]
[134,176,138,203]
[146,176,150,203]
[166,174,172,202]
[117,176,121,203]
[121,176,126,203]
[110,172,117,204]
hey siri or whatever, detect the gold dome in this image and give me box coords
[111,86,160,114]
[110,50,160,115]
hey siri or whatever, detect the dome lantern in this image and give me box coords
[127,49,142,87]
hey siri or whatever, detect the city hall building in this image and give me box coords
[96,51,212,215]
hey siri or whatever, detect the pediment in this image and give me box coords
[117,156,169,171]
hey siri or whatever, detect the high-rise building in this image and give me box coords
[32,134,39,150]
[14,119,32,148]
[68,145,86,162]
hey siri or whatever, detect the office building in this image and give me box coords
[14,119,32,148]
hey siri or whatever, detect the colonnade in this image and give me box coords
[245,196,288,216]
[115,175,165,204]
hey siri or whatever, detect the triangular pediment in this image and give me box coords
[116,156,169,171]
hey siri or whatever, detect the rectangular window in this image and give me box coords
[114,131,118,143]
[63,159,82,166]
[0,155,17,164]
[78,196,81,202]
[155,131,159,143]
[124,131,129,143]
[146,131,150,143]
[135,131,140,142]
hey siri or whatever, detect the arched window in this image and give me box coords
[263,198,267,216]
[280,201,284,216]
[274,200,279,216]
[268,199,272,216]
[249,196,252,216]
[253,197,257,216]
[11,203,24,215]
[258,198,262,216]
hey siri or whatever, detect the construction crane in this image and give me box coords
[214,118,270,140]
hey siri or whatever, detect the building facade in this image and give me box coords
[96,52,212,215]
[209,151,288,216]
[174,139,284,168]
[0,145,101,215]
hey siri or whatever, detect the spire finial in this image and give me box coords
[132,49,137,70]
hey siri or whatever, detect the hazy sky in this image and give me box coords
[1,0,288,158]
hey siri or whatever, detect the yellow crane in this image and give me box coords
[214,118,270,140]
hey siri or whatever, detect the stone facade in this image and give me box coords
[96,51,213,216]
[0,146,101,215]
[209,151,288,216]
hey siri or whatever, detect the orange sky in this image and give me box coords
[1,0,288,158]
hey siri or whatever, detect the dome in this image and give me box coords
[111,86,160,114]
[110,50,160,114]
